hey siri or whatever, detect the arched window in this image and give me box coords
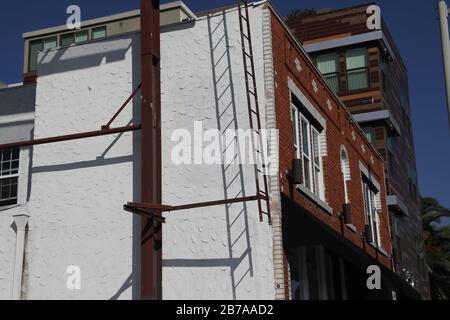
[340,146,351,204]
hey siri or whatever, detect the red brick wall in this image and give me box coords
[271,12,393,270]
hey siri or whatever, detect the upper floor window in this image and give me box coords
[29,36,57,72]
[0,148,20,207]
[362,127,376,147]
[340,147,351,204]
[362,178,381,248]
[61,30,90,47]
[407,161,418,203]
[346,48,369,91]
[92,26,107,40]
[291,100,325,200]
[316,53,340,93]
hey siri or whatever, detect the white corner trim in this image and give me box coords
[262,5,286,300]
[12,213,29,300]
[288,76,326,129]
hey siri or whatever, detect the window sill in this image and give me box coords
[296,184,333,215]
[0,203,20,212]
[346,223,357,233]
[368,242,388,257]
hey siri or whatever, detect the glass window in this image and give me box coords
[29,40,44,72]
[0,148,20,207]
[340,148,350,203]
[317,53,340,93]
[92,26,107,39]
[43,37,57,50]
[346,48,369,91]
[75,30,89,43]
[301,117,312,190]
[61,33,75,47]
[291,106,300,157]
[29,37,57,72]
[291,96,325,200]
[312,129,322,198]
[363,180,381,248]
[362,127,376,147]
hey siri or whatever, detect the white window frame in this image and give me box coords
[291,103,325,200]
[0,147,20,207]
[301,115,314,192]
[291,106,301,158]
[311,127,323,199]
[362,181,381,248]
[340,147,351,204]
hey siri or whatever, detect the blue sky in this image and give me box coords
[0,0,449,214]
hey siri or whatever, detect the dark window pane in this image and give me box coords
[11,160,19,170]
[92,26,107,39]
[43,37,57,50]
[29,40,44,72]
[304,157,311,190]
[12,148,20,160]
[11,184,18,198]
[348,68,369,91]
[61,33,75,47]
[2,185,10,199]
[3,149,11,161]
[2,162,11,175]
[324,73,339,93]
[75,30,89,43]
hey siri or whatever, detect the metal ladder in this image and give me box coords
[237,0,271,225]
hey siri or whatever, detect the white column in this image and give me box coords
[12,213,29,300]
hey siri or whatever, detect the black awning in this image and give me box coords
[282,195,421,300]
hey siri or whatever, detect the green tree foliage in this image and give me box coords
[285,8,317,22]
[421,197,450,300]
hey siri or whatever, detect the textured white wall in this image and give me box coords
[0,84,36,299]
[0,210,17,299]
[3,4,274,300]
[161,5,274,300]
[25,36,141,300]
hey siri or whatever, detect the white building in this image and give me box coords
[0,2,278,300]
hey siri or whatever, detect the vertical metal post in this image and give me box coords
[140,0,162,300]
[438,0,450,127]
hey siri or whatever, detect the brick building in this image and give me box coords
[0,1,419,299]
[286,3,429,298]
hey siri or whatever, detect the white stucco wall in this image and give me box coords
[24,35,141,300]
[161,5,274,300]
[0,84,36,299]
[2,4,274,300]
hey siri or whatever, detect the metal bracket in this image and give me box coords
[124,204,167,223]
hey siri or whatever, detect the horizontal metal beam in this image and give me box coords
[125,195,262,214]
[0,124,141,149]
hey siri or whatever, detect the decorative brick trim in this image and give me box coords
[262,6,286,300]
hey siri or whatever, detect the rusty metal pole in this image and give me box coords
[140,0,162,300]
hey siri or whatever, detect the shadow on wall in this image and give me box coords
[160,11,255,300]
[37,37,132,78]
[22,35,142,300]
